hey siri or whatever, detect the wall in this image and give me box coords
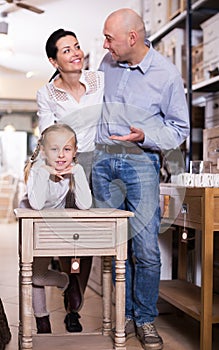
[0,71,47,100]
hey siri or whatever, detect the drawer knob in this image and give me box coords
[73,233,79,240]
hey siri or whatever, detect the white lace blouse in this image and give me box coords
[37,70,104,153]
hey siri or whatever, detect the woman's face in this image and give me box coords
[41,130,77,171]
[50,35,84,73]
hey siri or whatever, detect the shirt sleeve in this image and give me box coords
[141,73,190,151]
[72,164,92,210]
[36,87,56,133]
[26,161,51,210]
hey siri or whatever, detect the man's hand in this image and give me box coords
[109,126,144,143]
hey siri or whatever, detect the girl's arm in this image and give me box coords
[72,164,92,210]
[27,160,51,210]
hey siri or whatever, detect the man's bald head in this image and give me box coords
[105,8,146,40]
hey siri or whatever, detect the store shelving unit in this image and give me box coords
[148,0,219,162]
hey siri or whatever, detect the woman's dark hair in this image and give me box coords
[46,28,77,82]
[46,28,77,59]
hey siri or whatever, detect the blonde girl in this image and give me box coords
[20,124,92,333]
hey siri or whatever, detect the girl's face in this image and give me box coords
[49,35,84,73]
[41,131,77,171]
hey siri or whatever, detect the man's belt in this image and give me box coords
[95,144,144,154]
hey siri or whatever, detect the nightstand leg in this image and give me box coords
[114,259,126,350]
[20,262,33,349]
[102,256,112,335]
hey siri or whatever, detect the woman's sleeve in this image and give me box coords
[36,88,56,133]
[72,164,92,210]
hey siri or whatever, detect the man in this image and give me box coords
[92,8,190,350]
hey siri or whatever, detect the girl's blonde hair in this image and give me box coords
[24,124,77,187]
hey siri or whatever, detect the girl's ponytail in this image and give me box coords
[24,136,42,183]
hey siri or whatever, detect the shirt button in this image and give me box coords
[127,68,130,72]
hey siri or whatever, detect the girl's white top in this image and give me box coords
[37,70,104,153]
[20,158,92,211]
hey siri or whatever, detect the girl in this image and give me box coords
[20,124,92,333]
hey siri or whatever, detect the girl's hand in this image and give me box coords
[56,165,73,177]
[42,164,73,180]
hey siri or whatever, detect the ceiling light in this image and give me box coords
[26,71,35,79]
[4,124,15,132]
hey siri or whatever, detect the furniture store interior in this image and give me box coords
[0,1,219,349]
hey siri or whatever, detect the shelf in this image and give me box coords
[159,279,219,323]
[148,10,186,43]
[192,75,219,92]
[149,0,219,43]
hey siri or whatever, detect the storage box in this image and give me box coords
[203,38,219,64]
[192,43,203,66]
[203,59,219,81]
[144,0,168,36]
[153,0,169,32]
[168,0,185,20]
[203,125,219,173]
[200,12,219,44]
[161,28,185,79]
[205,92,219,120]
[192,62,204,84]
[142,0,153,37]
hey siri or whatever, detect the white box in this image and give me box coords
[203,38,219,64]
[161,28,185,76]
[143,0,168,36]
[205,93,219,129]
[142,0,153,37]
[153,0,169,32]
[203,59,219,81]
[200,12,219,44]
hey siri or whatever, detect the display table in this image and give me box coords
[160,184,219,350]
[14,208,134,350]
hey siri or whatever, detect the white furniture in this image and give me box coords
[15,208,133,350]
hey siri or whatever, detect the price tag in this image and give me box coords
[71,258,80,273]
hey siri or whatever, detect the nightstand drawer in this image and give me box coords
[34,219,116,249]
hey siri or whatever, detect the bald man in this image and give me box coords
[92,8,189,350]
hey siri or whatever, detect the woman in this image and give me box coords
[36,28,104,333]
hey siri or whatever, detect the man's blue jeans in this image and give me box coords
[92,149,161,326]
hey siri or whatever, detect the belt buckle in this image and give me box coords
[105,145,113,153]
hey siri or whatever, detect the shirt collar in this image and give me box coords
[118,39,153,74]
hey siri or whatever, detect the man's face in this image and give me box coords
[103,19,130,62]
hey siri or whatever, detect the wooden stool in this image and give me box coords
[15,208,133,350]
